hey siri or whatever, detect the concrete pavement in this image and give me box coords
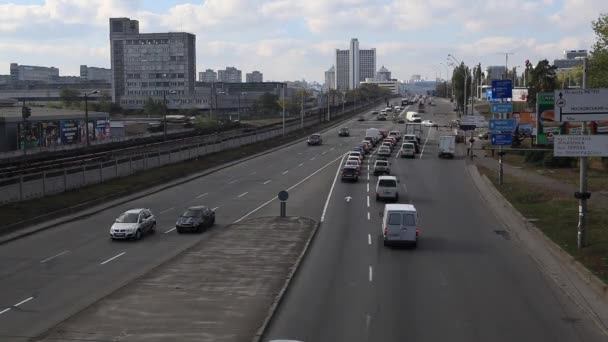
[36,216,317,342]
[263,98,607,342]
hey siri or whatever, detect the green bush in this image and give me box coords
[524,150,547,164]
[543,151,576,168]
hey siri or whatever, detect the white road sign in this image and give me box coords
[555,89,608,122]
[461,115,485,127]
[554,135,608,157]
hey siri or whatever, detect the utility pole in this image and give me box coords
[301,89,305,129]
[281,84,285,136]
[327,91,331,121]
[577,57,590,249]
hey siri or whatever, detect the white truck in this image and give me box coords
[438,135,456,158]
[365,128,383,143]
[406,111,421,123]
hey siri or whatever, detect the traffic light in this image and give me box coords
[22,106,31,120]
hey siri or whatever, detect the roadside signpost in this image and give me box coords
[491,103,513,115]
[555,89,608,122]
[489,119,515,132]
[554,135,608,157]
[492,80,513,100]
[490,133,512,146]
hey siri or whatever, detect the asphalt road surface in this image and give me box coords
[263,98,607,342]
[0,101,396,341]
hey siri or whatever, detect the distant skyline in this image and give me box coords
[1,0,607,83]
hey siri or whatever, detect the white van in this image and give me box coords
[406,111,421,123]
[400,142,416,158]
[382,204,419,247]
[438,135,456,158]
[375,175,400,202]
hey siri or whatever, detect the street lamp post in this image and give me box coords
[281,83,286,136]
[342,92,346,116]
[84,90,99,147]
[215,90,225,124]
[300,88,305,129]
[238,92,247,122]
[163,90,177,141]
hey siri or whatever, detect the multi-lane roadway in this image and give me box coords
[0,97,605,342]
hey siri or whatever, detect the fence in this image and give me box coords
[0,101,378,204]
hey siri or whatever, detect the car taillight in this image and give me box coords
[384,227,388,235]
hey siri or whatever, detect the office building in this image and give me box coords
[80,65,112,82]
[486,66,507,82]
[218,67,242,83]
[199,69,217,82]
[109,17,197,109]
[554,49,588,72]
[10,63,59,83]
[335,38,376,90]
[324,66,336,90]
[246,70,263,83]
[376,66,391,81]
[360,79,399,95]
[410,74,421,83]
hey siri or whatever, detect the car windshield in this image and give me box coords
[346,161,358,166]
[403,144,414,149]
[376,161,388,166]
[182,209,202,217]
[115,212,140,223]
[379,179,397,187]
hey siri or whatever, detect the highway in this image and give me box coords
[0,101,390,341]
[263,98,607,342]
[0,97,605,341]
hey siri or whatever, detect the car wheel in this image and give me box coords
[135,229,142,240]
[376,194,380,201]
[197,225,204,234]
[150,222,156,233]
[211,217,215,225]
[395,193,399,202]
[176,228,183,234]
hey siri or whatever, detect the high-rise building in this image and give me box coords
[335,38,376,90]
[376,65,391,81]
[246,70,263,83]
[80,65,112,82]
[554,50,588,71]
[410,74,421,83]
[109,17,197,108]
[324,66,336,90]
[218,67,242,83]
[335,50,349,90]
[199,69,217,82]
[486,66,507,82]
[10,63,59,83]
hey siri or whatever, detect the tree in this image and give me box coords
[526,59,557,107]
[143,97,165,117]
[60,88,81,107]
[557,65,583,89]
[588,13,608,88]
[452,63,472,112]
[254,92,281,116]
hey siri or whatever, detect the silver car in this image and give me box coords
[110,208,156,240]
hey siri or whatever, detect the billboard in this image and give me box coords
[60,120,80,144]
[512,112,536,137]
[536,93,563,144]
[512,88,528,102]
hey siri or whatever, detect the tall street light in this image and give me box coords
[440,63,450,98]
[163,90,177,141]
[84,90,99,147]
[215,90,225,124]
[238,92,247,122]
[342,91,346,116]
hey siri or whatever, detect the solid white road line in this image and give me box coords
[368,234,372,245]
[236,154,346,223]
[320,154,348,222]
[237,192,249,198]
[322,151,327,155]
[160,207,175,214]
[367,196,370,208]
[100,252,126,265]
[196,192,209,198]
[367,212,371,220]
[420,131,431,159]
[282,170,289,174]
[330,147,335,151]
[369,266,373,282]
[14,297,33,307]
[0,308,10,315]
[212,207,220,211]
[228,179,238,184]
[263,180,272,184]
[164,227,176,234]
[310,157,316,161]
[41,250,70,263]
[298,163,304,166]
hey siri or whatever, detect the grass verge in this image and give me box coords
[0,107,372,233]
[477,165,608,284]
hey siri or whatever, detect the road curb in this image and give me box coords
[0,103,379,245]
[251,219,321,342]
[466,164,608,333]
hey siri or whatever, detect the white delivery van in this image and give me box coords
[382,204,419,247]
[375,175,400,202]
[365,128,383,143]
[438,135,456,158]
[400,142,416,158]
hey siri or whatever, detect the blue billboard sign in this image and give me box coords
[491,103,513,114]
[489,119,516,132]
[491,133,513,146]
[492,80,513,99]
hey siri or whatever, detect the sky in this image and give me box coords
[1,0,607,83]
